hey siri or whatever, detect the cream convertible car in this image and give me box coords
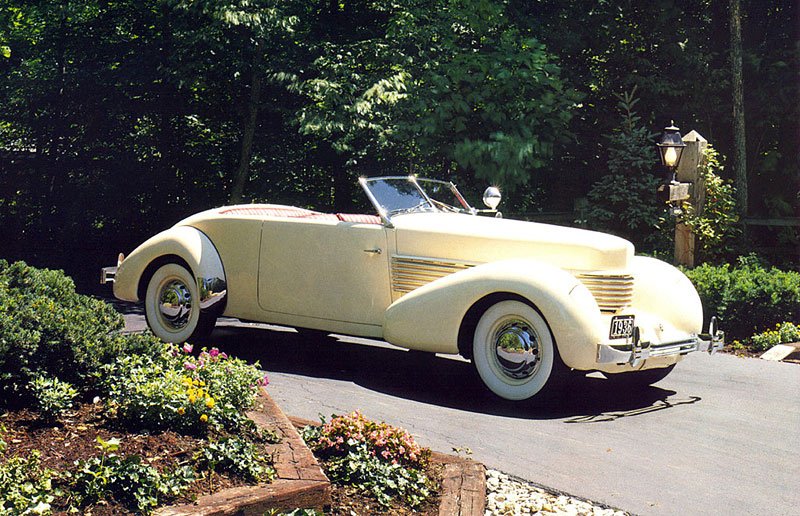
[102,176,723,400]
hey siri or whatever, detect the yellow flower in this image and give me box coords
[188,395,197,404]
[177,407,185,415]
[200,414,208,423]
[205,398,215,409]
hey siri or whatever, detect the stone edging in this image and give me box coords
[288,416,486,516]
[156,389,331,515]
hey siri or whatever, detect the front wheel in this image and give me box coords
[144,263,216,343]
[472,300,563,401]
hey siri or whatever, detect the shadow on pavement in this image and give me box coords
[206,323,691,422]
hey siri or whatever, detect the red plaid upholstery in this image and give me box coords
[219,205,381,225]
[219,205,315,218]
[300,213,340,221]
[337,213,382,224]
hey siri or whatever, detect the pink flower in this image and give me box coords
[219,352,228,360]
[184,362,196,370]
[182,343,193,354]
[209,348,220,358]
[259,374,270,387]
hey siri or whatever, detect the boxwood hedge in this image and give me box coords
[683,256,800,341]
[0,260,161,407]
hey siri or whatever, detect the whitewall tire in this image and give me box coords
[472,300,561,401]
[144,263,214,343]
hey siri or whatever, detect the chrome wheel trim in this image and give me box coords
[472,300,555,400]
[491,318,542,380]
[157,278,193,331]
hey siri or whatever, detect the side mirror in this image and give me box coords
[483,187,501,210]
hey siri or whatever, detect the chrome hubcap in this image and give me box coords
[493,320,541,380]
[158,279,192,330]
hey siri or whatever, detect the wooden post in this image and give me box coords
[674,130,708,267]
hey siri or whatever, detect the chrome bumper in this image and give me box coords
[597,319,725,366]
[100,266,117,284]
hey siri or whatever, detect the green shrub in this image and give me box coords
[676,146,741,263]
[28,375,78,422]
[101,344,267,435]
[749,322,800,352]
[302,412,432,508]
[0,260,162,407]
[69,436,194,515]
[195,436,275,483]
[0,451,62,515]
[684,256,800,340]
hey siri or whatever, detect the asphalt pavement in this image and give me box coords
[122,312,800,516]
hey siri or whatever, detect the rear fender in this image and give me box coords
[383,259,604,368]
[113,226,227,316]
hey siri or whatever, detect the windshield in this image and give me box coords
[360,176,474,223]
[364,177,434,215]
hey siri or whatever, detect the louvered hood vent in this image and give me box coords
[575,272,634,313]
[391,256,473,295]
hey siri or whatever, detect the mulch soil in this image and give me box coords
[0,402,257,515]
[2,402,445,515]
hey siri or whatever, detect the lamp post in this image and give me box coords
[656,121,687,183]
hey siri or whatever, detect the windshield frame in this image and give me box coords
[359,176,475,227]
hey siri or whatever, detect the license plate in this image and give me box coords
[609,315,635,339]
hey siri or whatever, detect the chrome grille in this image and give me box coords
[391,256,474,295]
[576,273,635,313]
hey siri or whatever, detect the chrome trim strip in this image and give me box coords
[359,177,392,227]
[596,333,725,364]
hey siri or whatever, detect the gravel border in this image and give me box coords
[485,469,631,516]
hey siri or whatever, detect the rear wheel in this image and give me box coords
[604,364,676,387]
[144,263,216,343]
[471,300,563,401]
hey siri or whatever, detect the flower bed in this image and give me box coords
[0,344,278,515]
[0,261,279,515]
[300,411,443,514]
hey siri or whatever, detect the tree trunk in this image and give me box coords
[229,40,264,204]
[730,0,748,217]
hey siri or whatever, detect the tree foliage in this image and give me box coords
[583,87,665,249]
[0,0,796,287]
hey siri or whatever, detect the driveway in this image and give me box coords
[122,312,800,515]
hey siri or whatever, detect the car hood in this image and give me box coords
[392,212,634,271]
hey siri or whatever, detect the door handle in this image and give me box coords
[363,248,382,255]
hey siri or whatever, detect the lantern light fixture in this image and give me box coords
[656,121,687,182]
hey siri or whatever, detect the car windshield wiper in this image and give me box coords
[390,201,435,215]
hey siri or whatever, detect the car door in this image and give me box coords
[257,218,391,327]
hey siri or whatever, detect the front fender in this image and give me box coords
[383,259,604,368]
[630,256,703,334]
[113,226,227,315]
